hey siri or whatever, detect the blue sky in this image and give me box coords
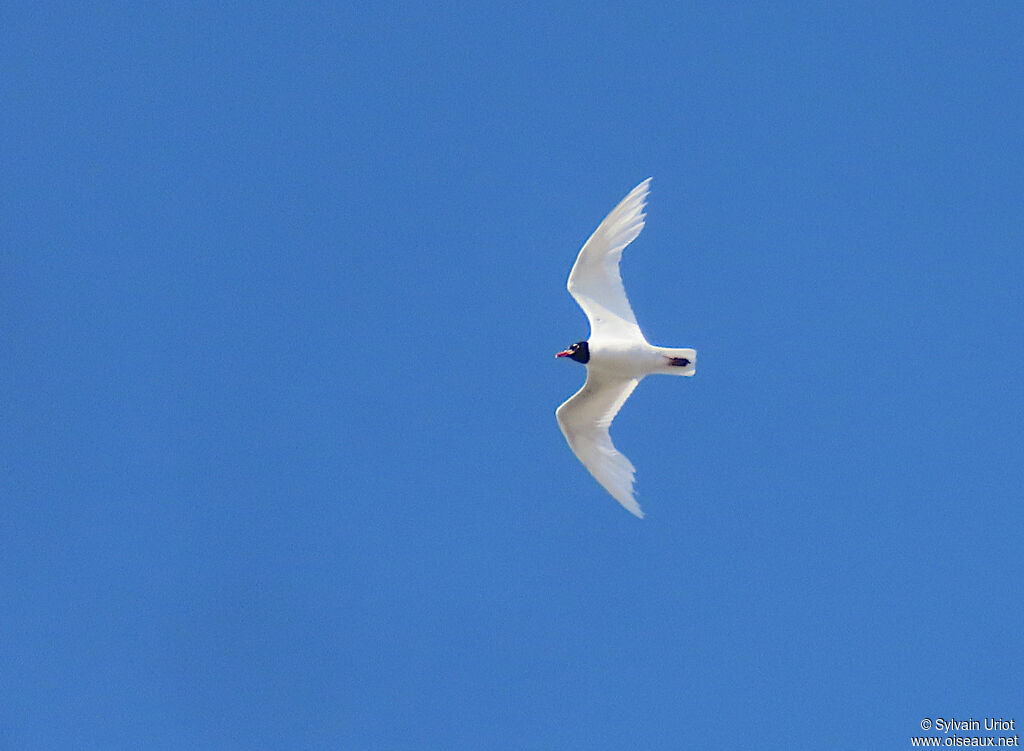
[3,2,1022,749]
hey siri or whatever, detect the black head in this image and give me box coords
[555,340,590,364]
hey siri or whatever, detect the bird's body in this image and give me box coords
[588,338,656,377]
[555,179,696,518]
[588,339,694,379]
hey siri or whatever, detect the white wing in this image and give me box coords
[556,371,643,518]
[567,179,651,345]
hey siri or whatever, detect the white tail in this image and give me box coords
[655,347,696,376]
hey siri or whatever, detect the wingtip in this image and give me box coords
[619,496,645,519]
[631,177,652,197]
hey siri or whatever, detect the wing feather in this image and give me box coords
[555,372,643,517]
[566,179,651,344]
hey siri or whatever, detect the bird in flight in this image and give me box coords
[555,179,696,518]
